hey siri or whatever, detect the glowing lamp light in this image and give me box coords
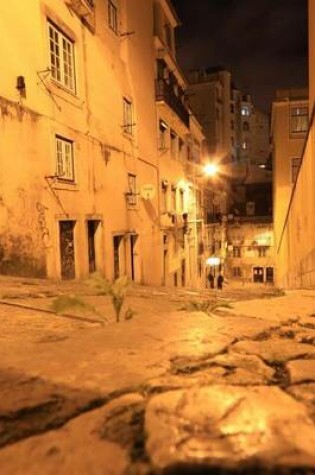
[203,163,218,177]
[206,257,221,267]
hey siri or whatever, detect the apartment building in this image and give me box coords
[0,0,205,286]
[186,67,273,281]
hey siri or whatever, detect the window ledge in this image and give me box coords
[52,181,79,191]
[49,81,83,109]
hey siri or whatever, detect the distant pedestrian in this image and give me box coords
[207,272,215,289]
[217,273,224,290]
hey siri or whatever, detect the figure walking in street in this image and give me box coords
[207,272,215,289]
[217,273,224,290]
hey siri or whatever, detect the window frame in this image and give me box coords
[126,173,137,206]
[123,97,133,135]
[48,20,76,93]
[233,246,241,258]
[108,0,118,34]
[290,106,308,134]
[55,135,75,182]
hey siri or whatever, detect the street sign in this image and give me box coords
[140,184,155,200]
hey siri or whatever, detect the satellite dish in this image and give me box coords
[141,184,155,200]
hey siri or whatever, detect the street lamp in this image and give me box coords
[203,162,219,178]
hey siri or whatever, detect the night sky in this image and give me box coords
[171,0,308,112]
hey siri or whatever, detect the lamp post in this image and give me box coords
[193,161,220,287]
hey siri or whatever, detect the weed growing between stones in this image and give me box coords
[179,299,233,317]
[273,288,286,297]
[51,274,135,324]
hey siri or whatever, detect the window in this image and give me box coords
[48,21,75,92]
[243,121,250,131]
[233,267,242,277]
[56,136,75,181]
[123,98,133,135]
[179,189,184,212]
[161,181,168,211]
[242,140,248,150]
[171,185,176,211]
[159,120,168,150]
[233,246,241,258]
[241,106,250,116]
[215,108,220,120]
[170,129,177,159]
[108,0,118,33]
[291,106,308,133]
[126,173,137,205]
[178,138,184,160]
[230,104,234,114]
[231,120,234,130]
[291,157,301,184]
[258,246,268,258]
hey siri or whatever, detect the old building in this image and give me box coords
[0,0,205,286]
[272,0,314,288]
[186,67,273,282]
[271,88,308,287]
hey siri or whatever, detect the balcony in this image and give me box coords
[155,79,189,129]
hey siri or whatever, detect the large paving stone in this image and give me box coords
[211,352,275,382]
[0,393,143,475]
[287,384,315,418]
[287,360,315,384]
[145,385,315,471]
[231,339,315,363]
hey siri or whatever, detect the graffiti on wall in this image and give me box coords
[36,202,51,248]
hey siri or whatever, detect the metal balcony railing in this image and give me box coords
[155,79,189,128]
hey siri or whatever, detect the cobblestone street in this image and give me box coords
[0,277,314,473]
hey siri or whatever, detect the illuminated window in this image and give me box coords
[48,22,75,92]
[127,173,137,205]
[56,136,74,181]
[108,0,118,33]
[291,157,301,184]
[241,106,250,116]
[123,98,133,135]
[291,106,308,133]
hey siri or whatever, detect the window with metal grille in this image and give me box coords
[123,98,133,135]
[56,136,75,181]
[48,21,75,93]
[108,0,118,33]
[127,173,137,205]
